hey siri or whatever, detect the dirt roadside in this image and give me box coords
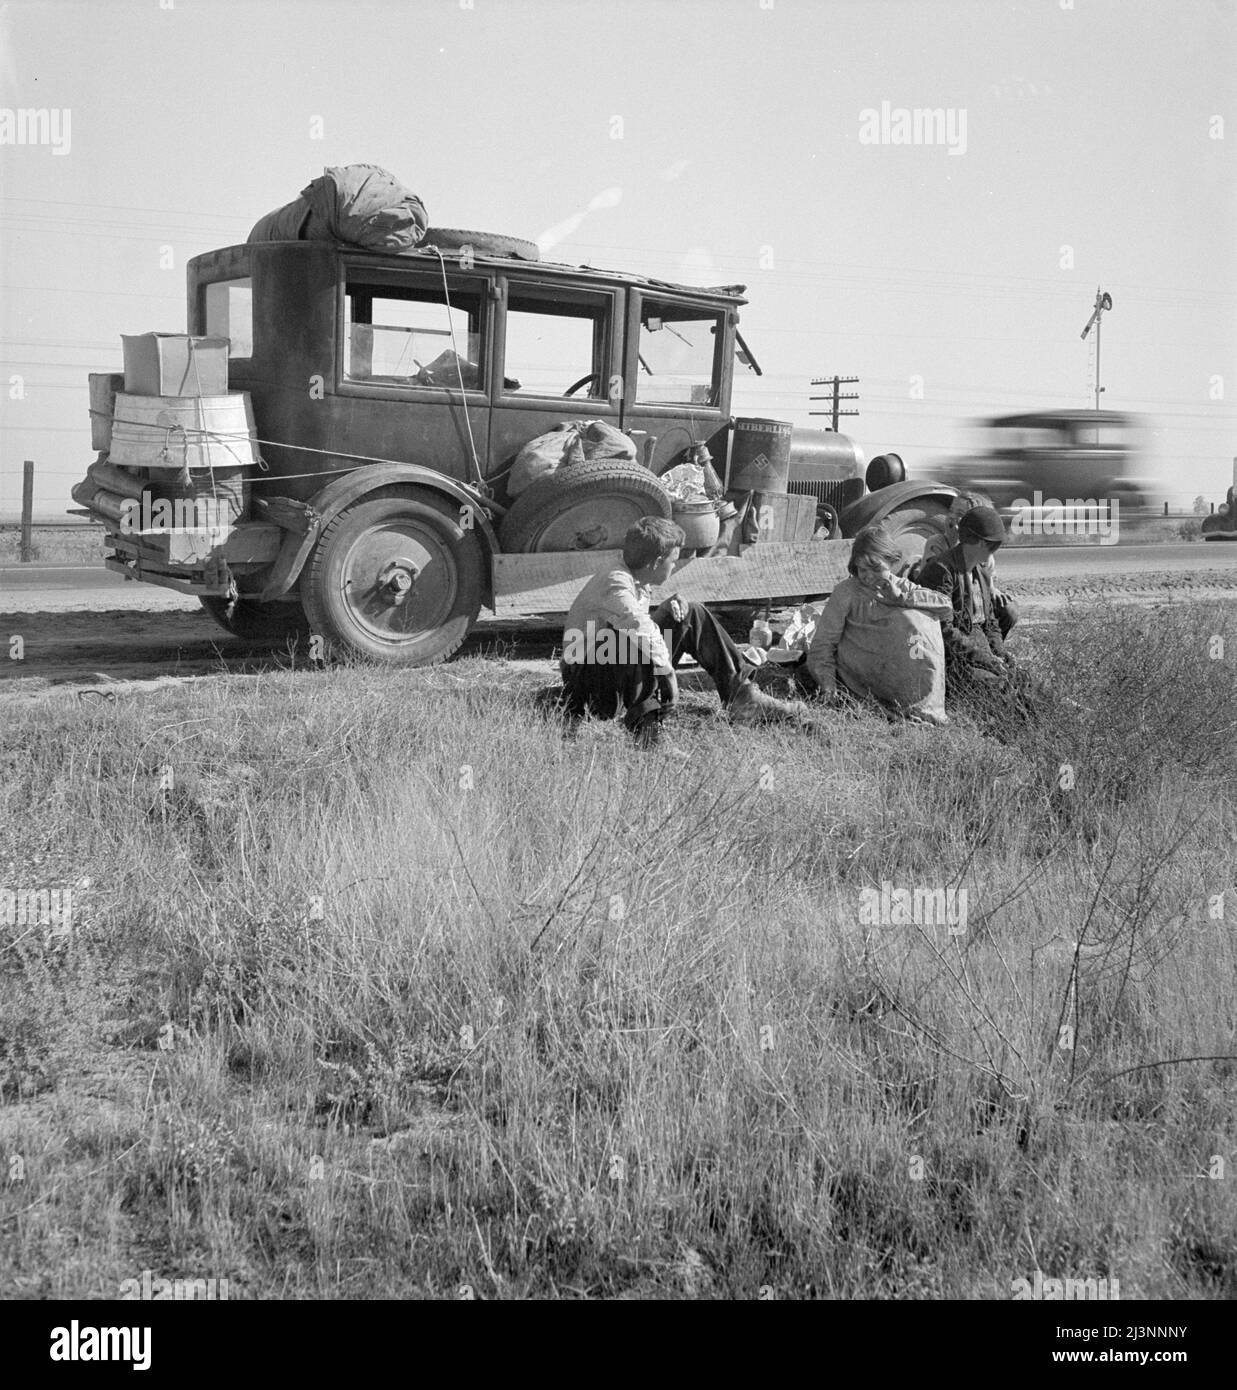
[4,566,1237,700]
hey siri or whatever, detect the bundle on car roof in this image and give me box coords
[246,163,541,260]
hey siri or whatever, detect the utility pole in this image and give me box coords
[1079,288,1113,411]
[809,375,859,431]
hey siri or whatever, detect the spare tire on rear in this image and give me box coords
[498,460,672,553]
[419,227,541,261]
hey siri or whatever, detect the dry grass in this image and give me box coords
[1,599,1235,1299]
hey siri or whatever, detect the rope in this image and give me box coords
[428,247,489,497]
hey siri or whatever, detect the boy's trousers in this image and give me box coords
[559,601,747,734]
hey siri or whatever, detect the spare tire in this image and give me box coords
[498,460,672,553]
[419,227,541,261]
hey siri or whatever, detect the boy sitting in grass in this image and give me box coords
[558,516,805,747]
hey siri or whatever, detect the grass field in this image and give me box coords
[2,599,1235,1299]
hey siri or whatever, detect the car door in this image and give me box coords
[620,289,732,475]
[487,276,623,494]
[332,257,494,486]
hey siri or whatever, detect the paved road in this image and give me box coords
[2,565,128,590]
[5,542,1237,595]
[995,542,1237,580]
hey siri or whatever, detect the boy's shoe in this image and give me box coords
[727,679,808,725]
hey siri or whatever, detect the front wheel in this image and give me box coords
[300,489,486,665]
[878,500,956,570]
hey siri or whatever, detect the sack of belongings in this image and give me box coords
[248,164,428,252]
[507,420,637,497]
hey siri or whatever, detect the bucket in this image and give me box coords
[672,500,720,550]
[109,392,259,472]
[728,417,793,495]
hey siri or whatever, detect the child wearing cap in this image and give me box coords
[914,505,1034,720]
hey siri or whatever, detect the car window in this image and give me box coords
[344,276,485,389]
[636,299,722,406]
[1079,424,1131,448]
[203,278,253,358]
[503,288,609,397]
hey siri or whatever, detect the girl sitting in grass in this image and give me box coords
[803,521,953,725]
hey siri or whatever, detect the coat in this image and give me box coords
[912,544,1009,675]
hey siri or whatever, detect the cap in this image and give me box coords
[957,505,1006,547]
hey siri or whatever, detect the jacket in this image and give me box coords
[913,544,1008,674]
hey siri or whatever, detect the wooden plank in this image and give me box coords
[491,539,852,618]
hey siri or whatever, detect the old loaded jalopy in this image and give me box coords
[72,231,962,665]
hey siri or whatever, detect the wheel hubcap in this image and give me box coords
[338,522,456,644]
[533,494,655,552]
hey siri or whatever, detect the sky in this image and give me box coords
[1,0,1235,518]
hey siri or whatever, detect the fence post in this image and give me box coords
[20,459,34,562]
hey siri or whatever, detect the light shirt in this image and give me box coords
[562,565,674,673]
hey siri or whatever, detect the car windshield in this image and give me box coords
[637,299,722,406]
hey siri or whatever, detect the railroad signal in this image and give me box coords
[1079,288,1113,410]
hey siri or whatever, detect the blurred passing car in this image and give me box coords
[931,410,1155,513]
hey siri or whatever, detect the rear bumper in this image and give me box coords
[103,522,282,596]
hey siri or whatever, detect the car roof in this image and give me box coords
[191,241,749,306]
[987,410,1135,428]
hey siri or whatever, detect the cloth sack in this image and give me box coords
[508,419,637,496]
[248,164,427,251]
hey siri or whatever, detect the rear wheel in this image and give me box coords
[199,595,311,641]
[300,489,486,665]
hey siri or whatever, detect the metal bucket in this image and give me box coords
[728,417,793,495]
[672,500,720,550]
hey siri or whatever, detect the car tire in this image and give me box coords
[300,487,485,665]
[419,227,541,261]
[497,460,673,553]
[878,499,956,570]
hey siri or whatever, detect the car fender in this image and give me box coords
[838,479,960,538]
[257,463,501,603]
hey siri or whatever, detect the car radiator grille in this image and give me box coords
[787,478,866,514]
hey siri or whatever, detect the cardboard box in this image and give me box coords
[122,334,229,397]
[88,372,125,452]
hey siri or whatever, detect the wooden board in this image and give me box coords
[491,539,851,618]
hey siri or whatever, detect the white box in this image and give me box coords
[122,333,229,397]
